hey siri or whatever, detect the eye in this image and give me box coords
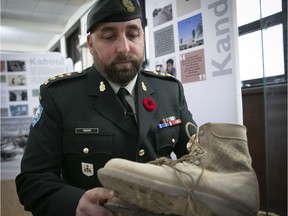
[127,31,140,40]
[102,33,116,41]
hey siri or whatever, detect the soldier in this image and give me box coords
[16,0,196,215]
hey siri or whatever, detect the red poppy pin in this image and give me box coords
[143,98,156,111]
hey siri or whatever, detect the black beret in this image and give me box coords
[87,0,142,33]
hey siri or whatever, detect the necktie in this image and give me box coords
[117,88,134,119]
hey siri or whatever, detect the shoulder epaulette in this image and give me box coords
[142,70,175,79]
[42,71,86,87]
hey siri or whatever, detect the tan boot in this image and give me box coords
[104,197,178,216]
[98,122,260,216]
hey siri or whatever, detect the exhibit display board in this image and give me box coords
[0,52,66,163]
[145,0,242,125]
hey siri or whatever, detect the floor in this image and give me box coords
[1,180,32,216]
[1,150,32,216]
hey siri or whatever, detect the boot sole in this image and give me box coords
[105,198,179,216]
[98,167,189,215]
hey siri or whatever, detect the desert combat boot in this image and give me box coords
[97,122,260,216]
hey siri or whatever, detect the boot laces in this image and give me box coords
[149,122,207,215]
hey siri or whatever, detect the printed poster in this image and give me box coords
[145,0,242,125]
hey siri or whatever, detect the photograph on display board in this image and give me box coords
[1,60,6,72]
[7,60,26,72]
[165,58,177,77]
[156,57,177,77]
[180,48,206,83]
[176,0,201,17]
[9,90,28,102]
[1,75,6,83]
[1,117,32,157]
[153,3,173,27]
[178,13,204,51]
[8,74,26,86]
[9,104,29,116]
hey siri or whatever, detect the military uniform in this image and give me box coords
[16,0,196,215]
[16,66,196,215]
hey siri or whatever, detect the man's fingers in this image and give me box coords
[85,187,116,204]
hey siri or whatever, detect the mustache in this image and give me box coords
[112,54,134,63]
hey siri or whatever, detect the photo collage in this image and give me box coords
[149,0,206,83]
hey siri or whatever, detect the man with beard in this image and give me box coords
[16,0,197,215]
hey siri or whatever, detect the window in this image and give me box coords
[239,24,284,81]
[65,21,81,67]
[237,0,287,86]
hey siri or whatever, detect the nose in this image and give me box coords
[116,35,130,54]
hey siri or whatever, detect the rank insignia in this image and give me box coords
[81,162,94,177]
[99,81,106,92]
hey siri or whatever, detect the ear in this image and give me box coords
[87,34,94,55]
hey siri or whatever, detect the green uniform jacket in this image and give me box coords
[16,65,196,216]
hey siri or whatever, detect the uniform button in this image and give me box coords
[138,149,145,157]
[172,138,176,144]
[83,148,89,154]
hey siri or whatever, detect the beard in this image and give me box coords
[94,53,143,86]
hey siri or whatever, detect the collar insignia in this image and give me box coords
[99,81,106,92]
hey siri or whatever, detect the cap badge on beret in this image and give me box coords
[86,0,142,33]
[122,0,136,13]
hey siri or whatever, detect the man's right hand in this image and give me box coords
[76,187,116,216]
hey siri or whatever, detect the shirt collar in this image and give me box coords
[108,74,138,97]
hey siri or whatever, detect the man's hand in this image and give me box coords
[76,187,116,216]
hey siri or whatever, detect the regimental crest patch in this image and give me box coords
[32,104,43,127]
[122,0,135,13]
[81,162,94,177]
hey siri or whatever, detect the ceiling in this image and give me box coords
[1,0,95,53]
